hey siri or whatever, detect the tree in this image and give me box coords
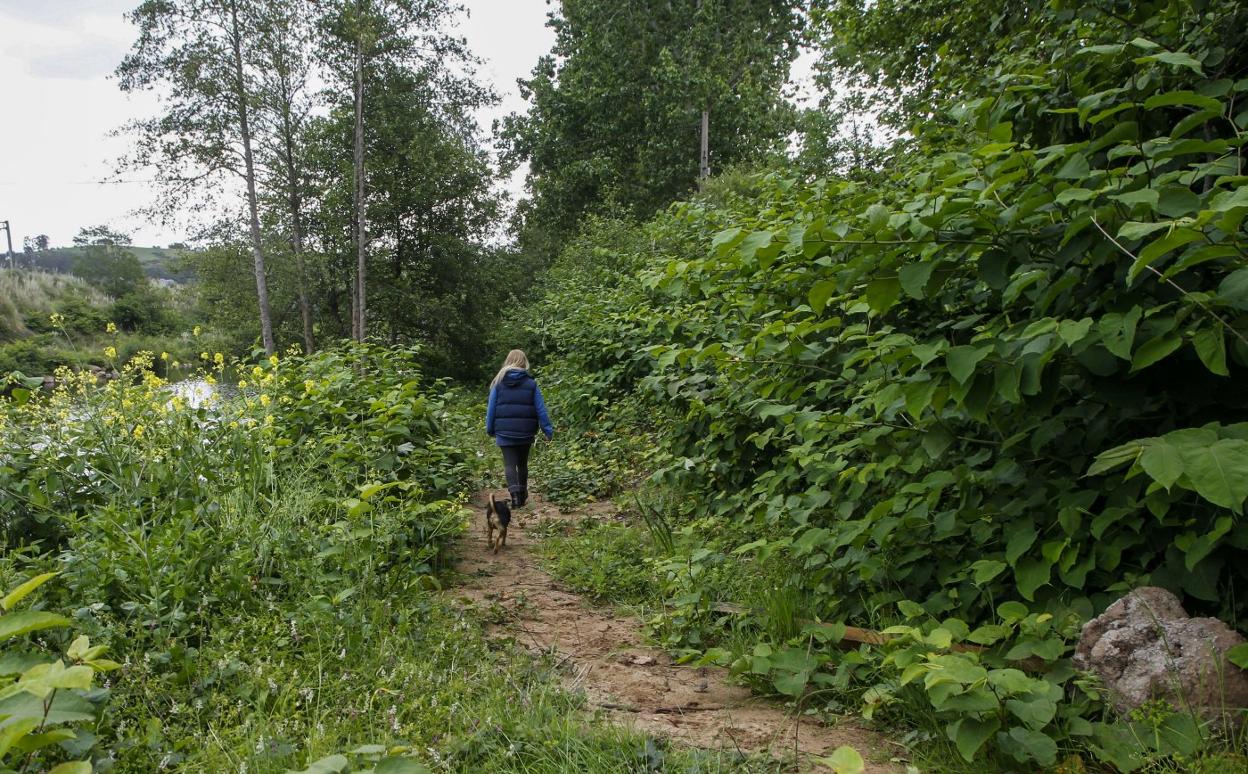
[315,0,490,342]
[71,226,146,297]
[253,0,318,353]
[118,0,277,354]
[73,226,132,247]
[501,0,804,255]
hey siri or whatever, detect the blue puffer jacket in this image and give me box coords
[486,369,554,446]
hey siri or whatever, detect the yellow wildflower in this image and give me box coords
[193,325,202,337]
[161,352,169,361]
[133,425,145,439]
[252,366,264,378]
[106,322,118,334]
[268,354,279,366]
[259,394,271,406]
[200,352,210,361]
[49,312,65,327]
[238,380,248,389]
[104,346,117,359]
[205,374,216,385]
[213,352,225,367]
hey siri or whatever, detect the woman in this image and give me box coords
[485,350,553,507]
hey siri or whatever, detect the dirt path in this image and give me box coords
[451,491,902,772]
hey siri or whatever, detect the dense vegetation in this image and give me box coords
[0,347,767,771]
[504,0,1248,769]
[4,0,1248,770]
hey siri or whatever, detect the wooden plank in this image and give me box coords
[710,602,1050,672]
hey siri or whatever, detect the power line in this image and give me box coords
[0,179,166,186]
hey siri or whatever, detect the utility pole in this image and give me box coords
[699,108,710,180]
[1,220,13,269]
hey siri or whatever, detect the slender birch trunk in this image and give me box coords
[230,1,276,355]
[352,5,367,342]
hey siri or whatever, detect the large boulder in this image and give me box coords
[1074,587,1248,721]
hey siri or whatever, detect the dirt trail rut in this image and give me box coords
[452,492,901,771]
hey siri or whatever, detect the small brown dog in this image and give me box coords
[485,491,512,554]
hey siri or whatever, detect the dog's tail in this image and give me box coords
[492,495,512,528]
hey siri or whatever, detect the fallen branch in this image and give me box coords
[711,602,1050,672]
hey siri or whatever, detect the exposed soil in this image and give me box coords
[452,491,903,772]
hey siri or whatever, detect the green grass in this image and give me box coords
[540,518,660,606]
[99,591,762,772]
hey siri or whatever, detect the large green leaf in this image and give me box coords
[865,277,901,314]
[1143,90,1223,111]
[1014,558,1051,601]
[817,746,865,774]
[1178,438,1248,510]
[1109,188,1158,209]
[946,345,990,384]
[1130,334,1181,372]
[899,262,936,299]
[0,611,70,643]
[737,230,774,262]
[948,716,1000,762]
[1000,726,1059,766]
[808,279,837,313]
[773,669,809,697]
[1136,51,1204,73]
[1228,643,1248,669]
[1218,267,1248,311]
[1,573,58,612]
[0,689,95,725]
[1130,228,1202,281]
[1192,327,1229,376]
[1139,441,1184,489]
[1100,308,1141,360]
[291,754,351,774]
[374,759,433,774]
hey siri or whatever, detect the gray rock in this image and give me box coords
[1074,586,1248,720]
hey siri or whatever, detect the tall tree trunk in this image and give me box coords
[230,1,276,356]
[352,6,367,342]
[280,101,315,354]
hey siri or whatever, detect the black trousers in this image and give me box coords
[500,444,531,503]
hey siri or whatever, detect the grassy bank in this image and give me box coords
[0,268,208,378]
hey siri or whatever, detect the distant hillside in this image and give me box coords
[20,246,195,283]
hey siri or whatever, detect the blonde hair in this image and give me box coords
[490,349,530,390]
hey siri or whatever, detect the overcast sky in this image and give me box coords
[0,0,557,248]
[0,1,817,251]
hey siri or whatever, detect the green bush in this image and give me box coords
[111,288,179,334]
[506,0,1248,767]
[0,338,57,376]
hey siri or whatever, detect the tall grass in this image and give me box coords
[0,268,111,312]
[0,268,112,341]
